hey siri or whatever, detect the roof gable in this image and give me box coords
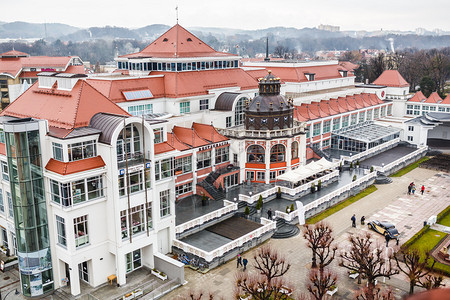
[373,70,409,87]
[426,92,442,103]
[408,91,427,103]
[1,80,130,129]
[122,24,233,58]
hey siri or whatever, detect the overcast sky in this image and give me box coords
[2,0,449,31]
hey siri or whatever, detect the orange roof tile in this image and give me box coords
[154,142,176,155]
[122,24,234,59]
[172,126,209,148]
[441,94,450,105]
[167,132,191,151]
[339,61,359,71]
[328,99,347,113]
[294,105,311,121]
[192,123,228,143]
[45,156,105,175]
[0,50,29,57]
[1,80,130,130]
[425,92,442,103]
[408,91,427,103]
[87,76,166,103]
[0,55,79,78]
[337,97,350,111]
[373,70,409,87]
[308,103,328,118]
[151,68,258,97]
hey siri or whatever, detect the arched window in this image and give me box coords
[235,97,247,126]
[270,144,285,163]
[117,124,141,162]
[291,141,299,160]
[247,145,265,163]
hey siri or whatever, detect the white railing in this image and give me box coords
[173,219,276,262]
[175,200,238,235]
[218,125,305,139]
[375,146,427,173]
[341,138,400,163]
[274,171,377,223]
[239,169,340,204]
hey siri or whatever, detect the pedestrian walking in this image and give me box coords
[361,215,365,225]
[237,254,242,268]
[267,208,272,220]
[407,184,412,195]
[351,214,356,227]
[385,234,390,247]
[243,258,248,271]
[412,184,416,195]
[421,185,425,195]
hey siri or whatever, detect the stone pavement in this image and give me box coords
[163,167,450,300]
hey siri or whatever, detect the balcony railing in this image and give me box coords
[218,124,305,140]
[117,151,151,169]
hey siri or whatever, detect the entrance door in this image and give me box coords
[78,261,89,283]
[1,228,7,248]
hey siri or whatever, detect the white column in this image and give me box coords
[117,252,127,286]
[69,264,81,296]
[286,141,292,170]
[265,142,270,183]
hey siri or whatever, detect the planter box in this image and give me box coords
[151,269,167,281]
[349,272,359,279]
[123,292,134,300]
[133,289,143,298]
[326,287,338,296]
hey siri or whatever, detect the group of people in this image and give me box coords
[408,182,425,195]
[351,214,365,227]
[236,254,248,270]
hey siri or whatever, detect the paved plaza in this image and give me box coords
[164,167,450,300]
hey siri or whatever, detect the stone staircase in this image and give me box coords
[198,180,225,201]
[272,218,301,239]
[312,144,331,161]
[375,172,393,184]
[51,288,76,300]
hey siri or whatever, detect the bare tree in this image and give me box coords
[355,286,394,300]
[340,233,399,296]
[253,246,290,284]
[417,273,445,290]
[235,272,290,300]
[303,222,336,271]
[180,291,216,300]
[235,246,292,300]
[394,248,436,294]
[306,269,337,300]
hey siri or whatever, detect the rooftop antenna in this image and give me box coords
[264,37,270,61]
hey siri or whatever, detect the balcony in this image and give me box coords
[218,124,306,140]
[117,151,151,169]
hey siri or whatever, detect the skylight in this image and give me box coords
[123,90,153,100]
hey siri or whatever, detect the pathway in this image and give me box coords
[163,167,450,300]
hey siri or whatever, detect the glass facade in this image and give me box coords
[4,119,53,296]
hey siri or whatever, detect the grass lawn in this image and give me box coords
[390,156,430,177]
[306,185,377,224]
[438,209,450,227]
[408,229,450,275]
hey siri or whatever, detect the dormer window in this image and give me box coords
[68,140,97,161]
[305,73,315,81]
[163,38,168,42]
[339,70,348,77]
[187,38,192,42]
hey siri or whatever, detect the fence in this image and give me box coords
[175,200,238,235]
[173,218,276,262]
[374,146,427,174]
[140,279,180,299]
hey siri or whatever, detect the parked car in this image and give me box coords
[367,220,399,239]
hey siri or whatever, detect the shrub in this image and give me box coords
[286,205,290,213]
[256,195,263,210]
[350,162,353,168]
[352,175,357,182]
[356,160,360,167]
[370,166,374,173]
[311,182,316,193]
[290,203,295,212]
[244,206,250,215]
[317,179,322,190]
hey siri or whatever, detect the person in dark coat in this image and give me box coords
[267,208,273,220]
[408,184,412,195]
[385,234,390,247]
[361,216,365,225]
[243,258,248,271]
[237,254,242,268]
[351,214,356,227]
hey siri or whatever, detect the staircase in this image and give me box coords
[272,218,300,239]
[311,144,331,161]
[375,171,393,184]
[52,288,76,300]
[198,180,225,201]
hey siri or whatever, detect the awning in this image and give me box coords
[277,158,335,183]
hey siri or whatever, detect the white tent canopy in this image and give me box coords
[276,158,336,184]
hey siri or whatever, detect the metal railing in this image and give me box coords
[374,146,427,174]
[175,200,238,234]
[173,218,276,262]
[340,138,400,163]
[218,125,305,139]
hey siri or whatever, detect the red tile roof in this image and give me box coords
[339,61,359,71]
[408,91,427,103]
[192,123,228,143]
[45,156,105,175]
[172,126,209,148]
[425,92,442,103]
[154,142,176,155]
[151,68,258,97]
[167,132,191,151]
[122,24,234,59]
[0,50,29,57]
[441,94,450,105]
[87,76,166,103]
[293,93,385,122]
[1,80,130,130]
[373,70,409,87]
[0,55,79,78]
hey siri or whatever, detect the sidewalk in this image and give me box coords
[163,167,450,300]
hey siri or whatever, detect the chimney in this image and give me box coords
[264,37,270,62]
